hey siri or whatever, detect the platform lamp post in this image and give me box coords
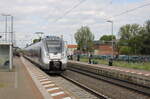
[106,20,114,58]
[1,14,13,71]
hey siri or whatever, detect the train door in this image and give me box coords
[39,48,42,62]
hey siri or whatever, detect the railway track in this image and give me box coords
[67,66,150,97]
[23,56,102,99]
[61,74,109,99]
[23,56,150,98]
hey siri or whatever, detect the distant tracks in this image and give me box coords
[61,73,110,99]
[68,66,150,97]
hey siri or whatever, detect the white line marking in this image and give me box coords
[145,74,150,76]
[43,84,55,88]
[34,72,40,74]
[131,72,135,73]
[41,81,52,84]
[37,77,47,79]
[63,97,72,99]
[137,73,142,75]
[39,78,49,82]
[35,75,45,78]
[35,74,44,76]
[47,87,59,91]
[51,91,64,96]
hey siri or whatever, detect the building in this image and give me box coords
[67,45,77,55]
[94,40,118,55]
[67,40,118,56]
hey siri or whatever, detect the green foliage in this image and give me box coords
[139,20,150,54]
[100,35,116,42]
[119,46,132,55]
[74,26,94,52]
[119,24,141,38]
[118,21,150,55]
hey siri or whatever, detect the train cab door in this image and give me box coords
[39,48,42,62]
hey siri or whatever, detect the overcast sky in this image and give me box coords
[0,0,150,47]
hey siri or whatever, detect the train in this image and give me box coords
[23,36,68,73]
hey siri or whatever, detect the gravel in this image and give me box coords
[47,74,99,99]
[61,70,150,99]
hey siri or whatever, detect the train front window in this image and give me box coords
[46,40,63,53]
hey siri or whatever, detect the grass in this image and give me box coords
[80,58,150,71]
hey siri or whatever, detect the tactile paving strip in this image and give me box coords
[21,57,74,99]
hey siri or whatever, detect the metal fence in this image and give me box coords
[79,54,150,62]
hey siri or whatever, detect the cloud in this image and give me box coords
[0,0,149,47]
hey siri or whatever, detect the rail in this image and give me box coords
[67,66,150,96]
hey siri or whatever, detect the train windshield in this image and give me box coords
[46,40,63,53]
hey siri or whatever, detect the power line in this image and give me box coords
[113,2,150,18]
[75,0,113,26]
[54,0,87,22]
[82,1,150,27]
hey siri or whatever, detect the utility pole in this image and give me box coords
[10,16,13,70]
[106,20,114,58]
[5,16,7,42]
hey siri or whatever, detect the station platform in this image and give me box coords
[68,60,150,88]
[68,60,150,77]
[0,57,44,99]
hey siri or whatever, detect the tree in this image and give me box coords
[100,35,116,42]
[119,24,141,41]
[74,26,94,52]
[118,24,142,54]
[119,46,132,55]
[139,20,150,54]
[145,20,150,33]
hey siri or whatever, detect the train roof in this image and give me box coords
[25,36,62,48]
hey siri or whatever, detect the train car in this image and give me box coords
[24,36,68,73]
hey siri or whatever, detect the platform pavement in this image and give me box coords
[0,57,44,99]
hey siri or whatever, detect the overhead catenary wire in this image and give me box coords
[54,0,87,23]
[82,0,114,26]
[53,0,150,23]
[89,1,150,23]
[112,2,150,18]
